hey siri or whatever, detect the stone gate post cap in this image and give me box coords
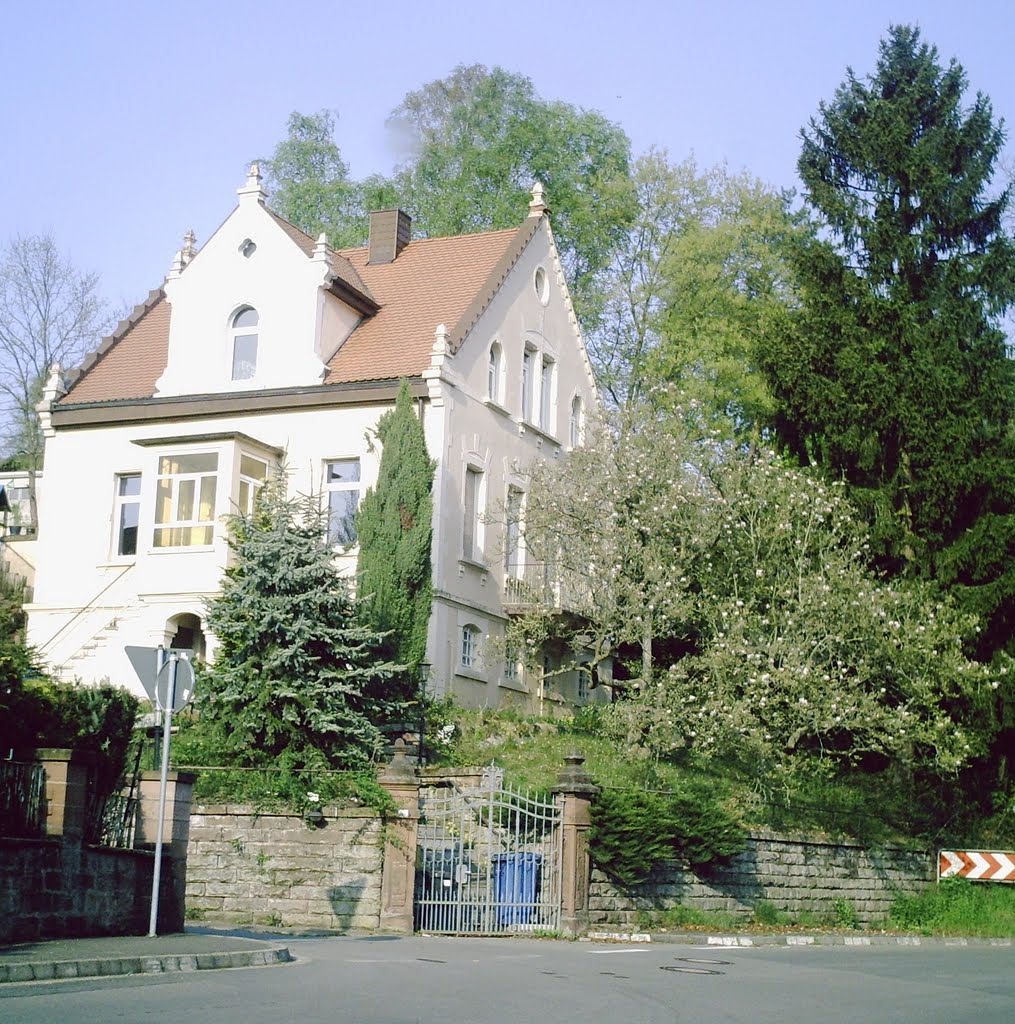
[551,751,599,795]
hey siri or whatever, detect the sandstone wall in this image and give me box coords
[0,837,178,942]
[589,831,934,929]
[185,805,384,930]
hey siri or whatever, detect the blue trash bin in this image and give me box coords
[492,852,542,926]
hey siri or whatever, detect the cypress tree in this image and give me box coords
[356,380,436,678]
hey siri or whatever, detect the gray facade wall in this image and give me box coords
[589,831,935,929]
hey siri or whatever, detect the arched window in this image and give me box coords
[488,342,502,402]
[230,307,258,380]
[570,395,583,447]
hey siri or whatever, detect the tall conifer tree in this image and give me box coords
[197,473,402,769]
[759,25,1015,659]
[356,381,436,679]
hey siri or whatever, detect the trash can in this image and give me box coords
[492,852,542,926]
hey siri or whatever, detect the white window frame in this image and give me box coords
[505,486,524,578]
[230,306,258,381]
[325,458,361,547]
[521,347,535,422]
[539,355,555,432]
[113,473,141,557]
[488,342,502,403]
[153,452,218,549]
[463,464,486,562]
[461,624,480,669]
[237,454,268,516]
[570,395,583,448]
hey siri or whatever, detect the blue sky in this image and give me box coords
[3,1,1012,313]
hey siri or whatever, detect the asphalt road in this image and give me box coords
[3,935,1013,1023]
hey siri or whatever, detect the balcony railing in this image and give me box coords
[503,562,592,614]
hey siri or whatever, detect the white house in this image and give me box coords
[26,167,602,712]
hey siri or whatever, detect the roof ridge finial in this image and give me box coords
[237,162,268,204]
[528,181,548,217]
[181,229,197,266]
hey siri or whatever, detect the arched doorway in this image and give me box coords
[165,612,206,663]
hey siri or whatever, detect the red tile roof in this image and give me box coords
[60,214,532,405]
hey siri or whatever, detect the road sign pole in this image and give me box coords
[148,652,178,937]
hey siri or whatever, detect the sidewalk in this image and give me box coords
[0,931,292,984]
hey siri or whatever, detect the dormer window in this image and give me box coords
[230,307,258,381]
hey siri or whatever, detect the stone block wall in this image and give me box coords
[589,830,935,929]
[0,838,179,943]
[185,805,384,930]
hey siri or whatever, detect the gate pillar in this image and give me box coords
[378,740,421,933]
[552,753,599,937]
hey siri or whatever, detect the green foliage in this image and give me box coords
[2,676,139,799]
[0,563,34,713]
[261,110,368,249]
[173,721,397,815]
[833,898,860,930]
[518,410,1006,781]
[591,150,800,430]
[589,785,745,885]
[890,878,1015,937]
[356,380,435,678]
[758,25,1015,662]
[386,64,635,329]
[192,471,406,771]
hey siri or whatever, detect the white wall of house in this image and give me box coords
[26,204,598,713]
[425,222,597,709]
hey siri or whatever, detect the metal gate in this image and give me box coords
[415,767,562,935]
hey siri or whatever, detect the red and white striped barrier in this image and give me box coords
[938,849,1015,883]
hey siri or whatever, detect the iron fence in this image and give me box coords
[0,760,46,838]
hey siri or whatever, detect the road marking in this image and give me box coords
[588,948,651,955]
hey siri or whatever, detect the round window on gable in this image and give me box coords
[239,238,257,258]
[534,266,549,305]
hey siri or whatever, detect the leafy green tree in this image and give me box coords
[758,25,1015,659]
[195,472,404,770]
[389,64,636,328]
[514,401,1007,780]
[591,150,799,433]
[0,234,113,467]
[356,380,435,677]
[261,110,375,249]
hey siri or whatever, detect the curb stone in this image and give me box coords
[0,946,292,985]
[588,931,1014,948]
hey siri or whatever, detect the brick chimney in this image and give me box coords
[368,209,412,264]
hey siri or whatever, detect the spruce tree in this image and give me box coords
[356,380,436,679]
[759,25,1015,659]
[196,473,403,770]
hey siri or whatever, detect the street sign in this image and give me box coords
[156,653,195,712]
[125,645,195,711]
[125,645,160,705]
[123,643,198,936]
[939,849,1015,883]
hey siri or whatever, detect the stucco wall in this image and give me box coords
[185,804,384,930]
[589,831,935,929]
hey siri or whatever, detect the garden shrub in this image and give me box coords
[590,784,745,885]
